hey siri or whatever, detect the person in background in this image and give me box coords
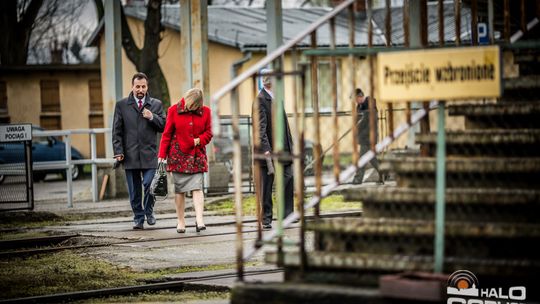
[252,69,294,230]
[112,72,165,229]
[158,88,212,233]
[352,88,384,185]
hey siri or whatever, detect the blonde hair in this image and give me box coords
[184,88,203,111]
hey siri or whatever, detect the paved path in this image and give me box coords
[35,203,312,298]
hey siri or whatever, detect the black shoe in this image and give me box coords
[176,227,186,234]
[195,223,206,232]
[147,215,156,225]
[262,223,272,230]
[133,222,144,230]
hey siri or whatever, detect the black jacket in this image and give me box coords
[112,93,166,169]
[356,96,378,144]
[254,89,293,165]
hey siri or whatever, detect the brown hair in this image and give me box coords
[183,88,203,111]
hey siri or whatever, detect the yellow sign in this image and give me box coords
[377,46,501,101]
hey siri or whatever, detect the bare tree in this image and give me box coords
[94,0,170,106]
[0,0,45,65]
[1,0,97,65]
[28,0,90,64]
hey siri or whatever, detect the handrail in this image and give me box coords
[243,101,437,260]
[209,0,356,136]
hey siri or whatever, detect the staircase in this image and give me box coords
[231,100,540,303]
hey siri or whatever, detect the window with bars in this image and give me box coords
[0,81,9,123]
[40,80,61,130]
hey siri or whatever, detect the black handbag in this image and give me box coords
[150,162,168,198]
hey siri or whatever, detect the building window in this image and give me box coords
[88,79,103,112]
[40,80,61,130]
[88,79,105,157]
[302,60,341,113]
[0,81,9,123]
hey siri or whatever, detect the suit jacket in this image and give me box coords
[112,92,166,169]
[253,89,293,165]
[356,96,378,145]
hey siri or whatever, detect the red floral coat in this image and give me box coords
[158,98,213,173]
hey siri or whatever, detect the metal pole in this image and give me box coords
[310,32,322,212]
[104,0,122,157]
[349,5,359,166]
[434,101,446,273]
[386,0,394,140]
[26,141,35,210]
[104,0,122,199]
[455,0,461,46]
[520,0,526,33]
[267,0,285,262]
[91,132,98,202]
[471,0,478,45]
[65,134,73,208]
[231,85,244,281]
[330,17,339,183]
[488,0,494,44]
[251,75,263,248]
[439,0,444,47]
[180,0,193,93]
[403,0,410,48]
[385,0,392,46]
[299,65,307,273]
[504,0,510,43]
[368,0,376,152]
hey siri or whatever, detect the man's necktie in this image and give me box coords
[138,99,143,110]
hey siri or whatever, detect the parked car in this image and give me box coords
[0,126,84,183]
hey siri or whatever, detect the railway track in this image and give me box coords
[0,267,282,303]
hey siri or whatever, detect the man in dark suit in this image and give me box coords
[112,72,166,229]
[352,88,384,185]
[253,69,294,230]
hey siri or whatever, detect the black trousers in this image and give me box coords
[353,139,381,183]
[260,163,294,225]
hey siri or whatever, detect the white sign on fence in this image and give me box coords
[0,124,32,142]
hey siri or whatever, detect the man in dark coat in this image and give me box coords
[112,72,166,229]
[253,69,294,230]
[352,88,384,185]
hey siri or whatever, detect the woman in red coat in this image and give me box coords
[158,88,213,233]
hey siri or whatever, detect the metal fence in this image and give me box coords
[208,0,540,288]
[25,128,114,207]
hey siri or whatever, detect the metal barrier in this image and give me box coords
[31,128,114,207]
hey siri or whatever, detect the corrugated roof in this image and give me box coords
[123,5,385,50]
[371,2,473,46]
[89,3,472,50]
